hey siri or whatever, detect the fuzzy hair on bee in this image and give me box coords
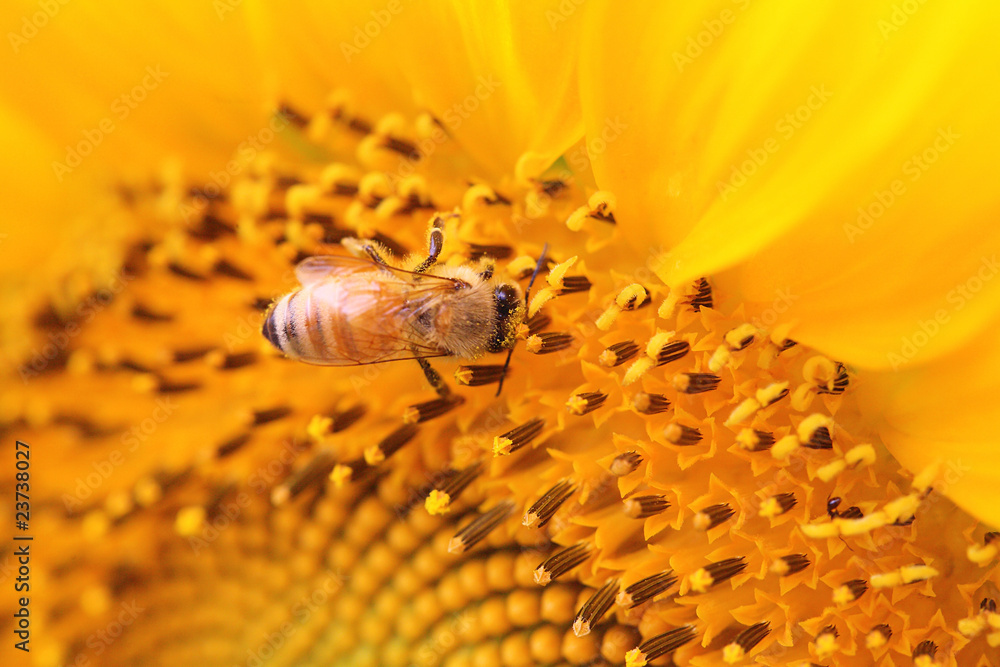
[261,215,542,396]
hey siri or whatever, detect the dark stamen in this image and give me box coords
[494,418,545,456]
[776,554,811,576]
[610,451,643,477]
[656,340,691,365]
[617,571,677,608]
[673,372,721,394]
[600,340,639,367]
[567,391,607,416]
[523,480,576,528]
[573,579,619,637]
[694,503,735,531]
[664,423,703,446]
[402,395,464,424]
[448,501,514,554]
[526,331,573,354]
[688,277,713,311]
[624,495,670,519]
[635,626,698,662]
[534,543,589,585]
[272,450,336,506]
[633,392,671,415]
[251,406,293,426]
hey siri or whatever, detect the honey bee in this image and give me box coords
[262,216,544,395]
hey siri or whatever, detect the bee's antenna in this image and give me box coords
[496,244,549,397]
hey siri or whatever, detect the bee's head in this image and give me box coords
[486,282,525,352]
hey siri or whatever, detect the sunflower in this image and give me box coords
[2,1,1000,666]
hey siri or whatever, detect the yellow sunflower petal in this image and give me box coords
[0,0,269,176]
[249,0,585,180]
[862,319,1000,527]
[581,0,1000,371]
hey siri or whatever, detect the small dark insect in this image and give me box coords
[826,496,863,520]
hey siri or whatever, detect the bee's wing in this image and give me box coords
[287,271,460,367]
[295,253,469,287]
[294,254,382,286]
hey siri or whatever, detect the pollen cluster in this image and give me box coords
[3,92,999,667]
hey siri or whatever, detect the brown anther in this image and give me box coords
[534,543,589,585]
[624,495,670,519]
[214,259,254,281]
[841,579,869,601]
[523,480,576,528]
[778,339,797,352]
[816,361,849,394]
[251,406,292,426]
[526,331,573,354]
[329,405,366,432]
[618,571,678,608]
[219,352,257,370]
[771,492,798,514]
[984,531,1000,545]
[673,372,721,394]
[870,623,892,641]
[573,579,619,637]
[635,626,698,662]
[600,341,640,367]
[610,451,643,477]
[818,625,839,639]
[664,422,703,446]
[688,277,713,311]
[276,102,309,128]
[271,450,336,506]
[131,303,174,322]
[402,395,464,424]
[523,311,551,336]
[739,429,776,451]
[172,346,214,363]
[693,503,735,531]
[364,424,419,465]
[435,461,483,503]
[215,433,251,459]
[774,553,811,576]
[704,557,748,586]
[558,275,593,294]
[633,392,671,415]
[913,640,937,660]
[802,425,833,449]
[157,378,202,394]
[656,340,691,365]
[493,418,545,456]
[454,364,507,387]
[734,622,771,653]
[466,243,514,261]
[168,262,208,282]
[448,501,514,554]
[982,598,998,612]
[567,391,608,416]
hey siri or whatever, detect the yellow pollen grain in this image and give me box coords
[507,255,538,278]
[174,506,206,537]
[790,383,816,411]
[817,459,848,483]
[547,256,578,289]
[958,616,987,638]
[803,355,837,385]
[566,394,590,415]
[708,345,732,372]
[725,323,757,350]
[814,631,839,659]
[525,335,544,354]
[363,444,386,465]
[722,643,745,663]
[658,293,680,319]
[800,522,841,539]
[645,331,674,358]
[330,464,352,488]
[772,435,801,460]
[736,429,762,450]
[425,490,451,516]
[914,656,935,667]
[866,628,889,649]
[625,647,648,667]
[528,287,558,317]
[796,413,832,443]
[845,443,877,467]
[726,398,760,426]
[912,461,942,494]
[688,568,715,593]
[871,564,938,588]
[493,436,513,457]
[883,494,920,523]
[968,542,999,565]
[758,497,782,518]
[307,415,333,443]
[623,356,655,385]
[757,381,789,406]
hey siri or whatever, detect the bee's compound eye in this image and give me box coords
[494,284,520,317]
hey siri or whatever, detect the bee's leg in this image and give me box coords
[361,244,391,268]
[412,216,446,274]
[416,357,451,397]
